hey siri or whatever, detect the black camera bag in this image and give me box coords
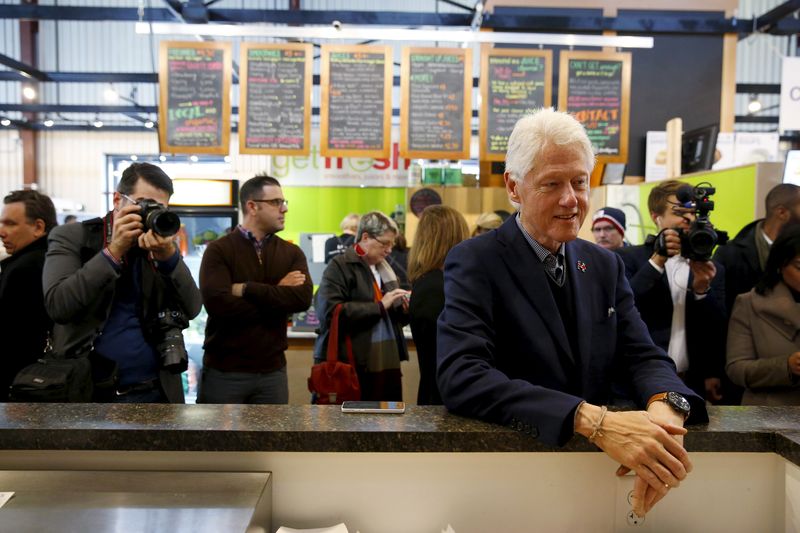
[10,356,93,403]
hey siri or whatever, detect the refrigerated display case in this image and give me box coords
[169,179,240,403]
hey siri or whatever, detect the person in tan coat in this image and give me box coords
[726,225,800,405]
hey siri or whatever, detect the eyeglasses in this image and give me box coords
[592,226,617,234]
[373,236,395,248]
[252,198,288,208]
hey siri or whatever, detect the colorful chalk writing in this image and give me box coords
[485,53,548,156]
[164,46,226,148]
[324,48,389,153]
[243,46,309,152]
[406,51,468,154]
[565,58,624,156]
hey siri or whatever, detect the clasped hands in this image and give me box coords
[575,402,690,517]
[109,203,176,262]
[650,229,716,294]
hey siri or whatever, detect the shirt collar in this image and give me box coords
[514,213,565,264]
[237,224,271,245]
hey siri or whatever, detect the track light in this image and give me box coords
[1,119,11,127]
[43,119,54,127]
[22,86,36,100]
[747,94,762,114]
[144,120,154,129]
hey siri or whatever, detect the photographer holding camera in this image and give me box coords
[43,162,201,403]
[617,180,728,404]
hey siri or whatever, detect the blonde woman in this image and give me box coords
[408,205,469,404]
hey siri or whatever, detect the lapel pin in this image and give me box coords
[577,260,587,272]
[608,307,616,317]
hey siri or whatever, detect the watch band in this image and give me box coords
[646,392,669,409]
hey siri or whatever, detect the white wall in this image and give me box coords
[0,130,23,194]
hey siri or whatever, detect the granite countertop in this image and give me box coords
[0,404,798,464]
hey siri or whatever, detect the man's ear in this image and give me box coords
[32,218,46,238]
[650,211,661,227]
[504,172,520,204]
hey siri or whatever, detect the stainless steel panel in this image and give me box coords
[0,470,271,533]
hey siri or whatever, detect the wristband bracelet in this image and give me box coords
[588,406,608,443]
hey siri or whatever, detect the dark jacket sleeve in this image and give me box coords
[686,261,727,380]
[200,239,262,321]
[243,245,313,314]
[43,223,120,324]
[318,258,383,334]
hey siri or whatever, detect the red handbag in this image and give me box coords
[308,304,361,404]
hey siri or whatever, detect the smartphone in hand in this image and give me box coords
[341,401,406,413]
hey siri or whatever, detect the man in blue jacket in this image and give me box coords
[437,108,707,518]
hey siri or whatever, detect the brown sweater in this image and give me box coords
[200,230,313,373]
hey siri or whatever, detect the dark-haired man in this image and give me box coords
[43,162,202,403]
[199,175,312,404]
[714,183,800,314]
[0,190,57,400]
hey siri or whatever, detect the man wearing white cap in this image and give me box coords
[591,206,627,251]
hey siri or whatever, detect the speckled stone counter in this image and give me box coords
[0,404,798,463]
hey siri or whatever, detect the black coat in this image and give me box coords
[616,244,728,398]
[713,220,764,315]
[315,247,408,368]
[0,236,52,400]
[409,269,444,405]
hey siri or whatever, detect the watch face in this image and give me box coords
[667,391,691,413]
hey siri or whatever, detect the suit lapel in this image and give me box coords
[496,219,573,362]
[566,242,592,374]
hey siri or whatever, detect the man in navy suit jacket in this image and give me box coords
[437,109,707,518]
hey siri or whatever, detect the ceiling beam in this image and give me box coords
[0,52,49,81]
[1,5,797,35]
[753,0,800,34]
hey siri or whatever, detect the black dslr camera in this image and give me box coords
[648,183,728,262]
[147,309,190,374]
[137,199,181,237]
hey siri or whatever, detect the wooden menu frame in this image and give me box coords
[239,43,312,156]
[557,50,631,164]
[479,47,553,162]
[158,41,231,155]
[320,44,393,158]
[400,47,472,160]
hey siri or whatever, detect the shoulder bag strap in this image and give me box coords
[327,303,355,366]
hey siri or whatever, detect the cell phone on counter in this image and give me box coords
[341,401,406,414]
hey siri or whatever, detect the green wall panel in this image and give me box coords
[636,166,758,241]
[280,187,406,245]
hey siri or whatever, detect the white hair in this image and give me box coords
[505,108,596,184]
[356,211,397,240]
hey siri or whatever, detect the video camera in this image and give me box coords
[648,183,728,262]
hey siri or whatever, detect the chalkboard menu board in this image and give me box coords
[320,45,392,158]
[400,47,472,160]
[558,51,631,163]
[480,48,553,162]
[158,41,231,155]
[239,43,312,155]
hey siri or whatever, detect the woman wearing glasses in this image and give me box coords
[314,211,411,401]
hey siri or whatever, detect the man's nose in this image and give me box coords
[560,186,578,207]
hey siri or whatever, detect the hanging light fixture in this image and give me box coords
[747,94,762,114]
